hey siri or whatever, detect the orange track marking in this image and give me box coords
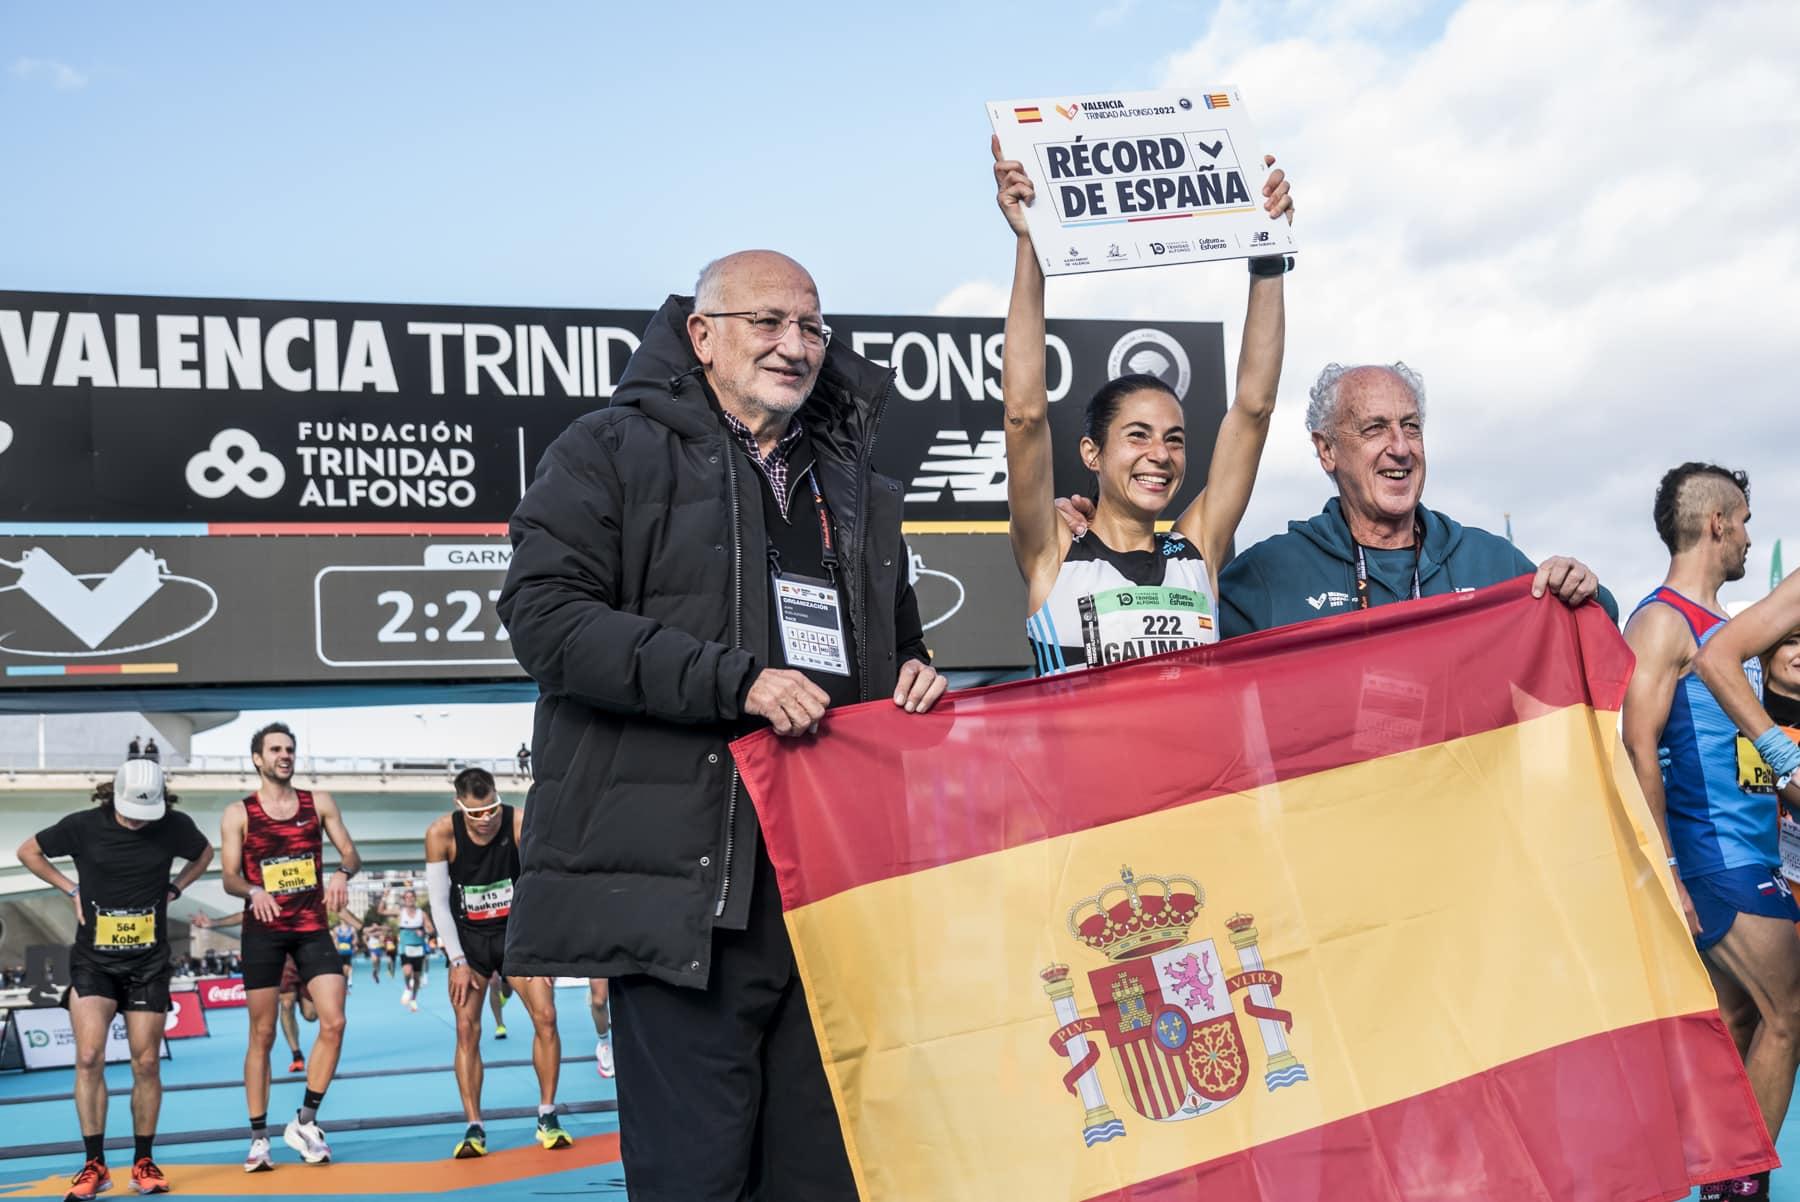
[0,1133,620,1197]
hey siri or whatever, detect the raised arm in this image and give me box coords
[1175,156,1291,576]
[994,136,1071,607]
[1621,603,1701,934]
[1696,572,1800,788]
[313,790,361,913]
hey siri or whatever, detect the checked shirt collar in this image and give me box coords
[722,411,807,520]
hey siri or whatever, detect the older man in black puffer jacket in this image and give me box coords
[498,249,946,1201]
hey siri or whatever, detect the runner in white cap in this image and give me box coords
[16,761,213,1199]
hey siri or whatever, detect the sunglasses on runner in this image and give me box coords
[455,798,502,820]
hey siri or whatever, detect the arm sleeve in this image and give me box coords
[173,812,209,861]
[34,814,77,860]
[425,860,466,963]
[497,421,760,724]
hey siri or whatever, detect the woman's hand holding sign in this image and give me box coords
[992,135,1035,240]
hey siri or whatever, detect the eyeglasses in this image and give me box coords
[456,800,502,820]
[702,310,832,349]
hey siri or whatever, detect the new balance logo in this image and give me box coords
[906,430,1008,503]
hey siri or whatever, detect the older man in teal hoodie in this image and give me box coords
[1217,363,1616,638]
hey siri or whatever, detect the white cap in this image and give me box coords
[113,759,167,822]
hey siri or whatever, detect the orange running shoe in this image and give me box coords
[62,1157,110,1201]
[129,1157,169,1195]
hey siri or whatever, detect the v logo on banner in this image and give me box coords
[15,548,165,649]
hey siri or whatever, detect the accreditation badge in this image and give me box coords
[773,572,850,677]
[260,853,318,895]
[1078,585,1213,669]
[92,906,156,951]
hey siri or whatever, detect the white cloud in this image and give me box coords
[10,57,88,90]
[941,0,1800,608]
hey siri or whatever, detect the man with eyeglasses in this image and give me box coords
[498,249,946,1200]
[1623,463,1789,1200]
[424,767,572,1158]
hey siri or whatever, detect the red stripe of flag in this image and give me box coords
[734,577,1629,911]
[1079,1014,1775,1201]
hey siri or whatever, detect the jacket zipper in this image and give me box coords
[851,377,896,701]
[717,436,745,919]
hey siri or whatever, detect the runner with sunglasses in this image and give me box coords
[425,768,572,1158]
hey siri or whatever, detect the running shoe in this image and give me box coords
[535,1113,573,1150]
[242,1137,273,1173]
[287,1051,305,1073]
[283,1117,331,1165]
[595,1036,615,1079]
[408,997,419,1013]
[129,1157,169,1195]
[63,1158,110,1201]
[452,1124,487,1159]
[493,1021,508,1040]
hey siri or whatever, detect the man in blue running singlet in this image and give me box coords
[1623,463,1794,1200]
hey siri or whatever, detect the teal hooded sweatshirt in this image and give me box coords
[1218,497,1619,639]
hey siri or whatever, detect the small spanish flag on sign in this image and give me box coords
[1204,92,1231,109]
[1015,106,1043,123]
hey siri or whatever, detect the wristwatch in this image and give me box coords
[1248,254,1294,276]
[166,882,183,901]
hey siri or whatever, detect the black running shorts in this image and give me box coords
[243,928,340,991]
[68,945,172,1013]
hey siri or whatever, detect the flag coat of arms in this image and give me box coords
[733,578,1777,1201]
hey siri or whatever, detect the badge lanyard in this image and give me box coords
[1353,516,1424,611]
[768,467,851,678]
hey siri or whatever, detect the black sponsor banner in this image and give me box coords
[0,534,1040,686]
[0,291,1224,524]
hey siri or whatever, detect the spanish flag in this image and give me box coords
[734,578,1776,1201]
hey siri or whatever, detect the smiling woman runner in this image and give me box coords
[991,136,1294,675]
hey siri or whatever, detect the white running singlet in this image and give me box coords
[1027,531,1216,676]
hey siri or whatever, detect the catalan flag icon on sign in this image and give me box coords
[1014,106,1042,123]
[1204,92,1231,109]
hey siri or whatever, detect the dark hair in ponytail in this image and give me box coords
[1084,374,1178,450]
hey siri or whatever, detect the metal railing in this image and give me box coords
[0,753,530,777]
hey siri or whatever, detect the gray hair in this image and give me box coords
[694,257,728,312]
[1304,362,1427,434]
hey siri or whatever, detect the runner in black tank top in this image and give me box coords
[991,139,1295,674]
[220,722,365,1172]
[426,768,573,1158]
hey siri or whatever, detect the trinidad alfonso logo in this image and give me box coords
[1040,867,1310,1147]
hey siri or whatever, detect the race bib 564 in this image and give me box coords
[92,907,155,951]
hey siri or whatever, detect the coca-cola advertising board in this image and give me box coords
[196,975,246,1009]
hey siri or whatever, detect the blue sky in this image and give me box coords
[2,1,1451,312]
[4,0,1795,758]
